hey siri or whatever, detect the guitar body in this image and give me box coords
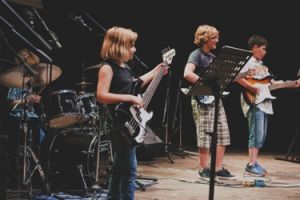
[194,95,215,106]
[243,78,276,104]
[114,94,153,146]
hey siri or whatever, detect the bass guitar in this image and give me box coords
[114,48,176,146]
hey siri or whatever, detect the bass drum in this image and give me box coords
[48,129,112,189]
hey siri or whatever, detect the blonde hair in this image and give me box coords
[15,49,40,66]
[101,26,138,63]
[194,25,219,47]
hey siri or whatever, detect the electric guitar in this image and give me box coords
[243,78,300,104]
[114,48,176,146]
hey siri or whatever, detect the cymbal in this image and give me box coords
[75,80,94,85]
[0,63,62,88]
[84,64,101,71]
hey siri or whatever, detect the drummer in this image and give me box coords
[6,49,45,181]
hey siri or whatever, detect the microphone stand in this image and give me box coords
[0,26,36,77]
[171,79,187,157]
[0,19,53,195]
[1,0,53,51]
[0,16,53,63]
[83,12,107,33]
[83,12,149,71]
[33,8,62,48]
[1,26,38,199]
[162,67,174,164]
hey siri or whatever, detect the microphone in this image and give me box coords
[68,14,92,31]
[33,8,62,48]
[24,8,35,29]
[48,30,62,48]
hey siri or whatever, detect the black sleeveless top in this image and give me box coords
[100,60,135,94]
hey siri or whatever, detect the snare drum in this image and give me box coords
[46,90,82,128]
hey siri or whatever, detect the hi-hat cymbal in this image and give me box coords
[84,64,101,71]
[0,63,62,88]
[75,80,94,85]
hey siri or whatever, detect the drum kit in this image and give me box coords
[0,62,113,192]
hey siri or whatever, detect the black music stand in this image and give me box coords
[184,46,251,200]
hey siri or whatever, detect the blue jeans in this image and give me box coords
[247,105,268,148]
[107,146,137,200]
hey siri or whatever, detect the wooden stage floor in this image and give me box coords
[136,150,300,200]
[4,150,300,200]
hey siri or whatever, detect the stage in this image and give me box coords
[5,149,300,200]
[135,150,300,200]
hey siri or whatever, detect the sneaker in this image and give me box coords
[198,168,210,179]
[216,168,235,178]
[245,163,266,177]
[255,163,267,173]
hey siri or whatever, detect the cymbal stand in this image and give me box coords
[161,67,174,164]
[1,18,50,198]
[171,79,187,158]
[90,105,105,198]
[21,81,48,200]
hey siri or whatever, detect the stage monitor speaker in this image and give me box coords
[136,125,164,162]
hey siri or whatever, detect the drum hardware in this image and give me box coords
[14,81,50,197]
[0,33,50,198]
[90,104,114,194]
[76,60,95,95]
[77,164,89,195]
[75,80,94,85]
[75,80,94,95]
[44,89,82,128]
[0,16,58,197]
[77,92,99,124]
[22,145,46,186]
[84,63,101,71]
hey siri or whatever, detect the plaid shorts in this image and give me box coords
[191,98,230,148]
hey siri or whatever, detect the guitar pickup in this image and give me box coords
[125,121,135,136]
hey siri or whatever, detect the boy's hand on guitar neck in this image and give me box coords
[271,79,300,88]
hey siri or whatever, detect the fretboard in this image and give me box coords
[142,67,165,109]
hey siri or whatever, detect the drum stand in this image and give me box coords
[0,26,49,197]
[90,105,111,198]
[16,81,47,199]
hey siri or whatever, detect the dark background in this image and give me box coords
[1,0,299,153]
